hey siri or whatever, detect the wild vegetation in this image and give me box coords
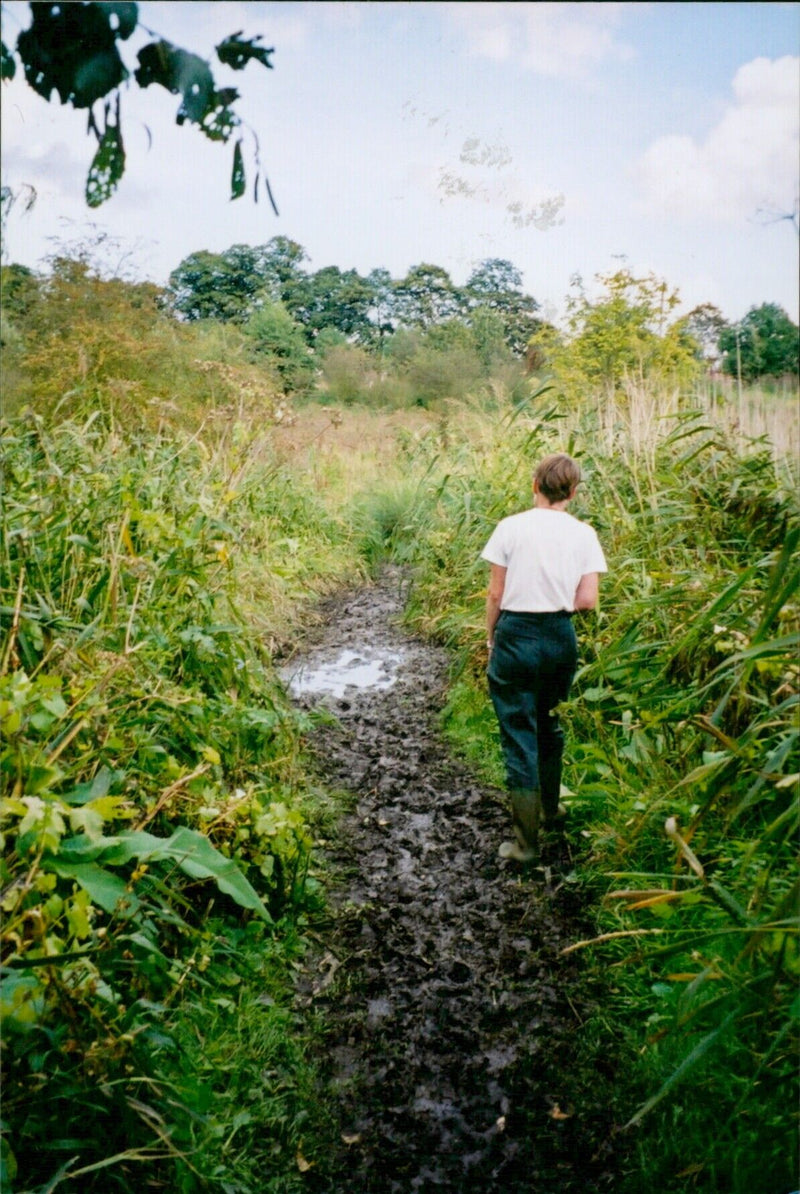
[1,246,797,1193]
[396,399,798,1193]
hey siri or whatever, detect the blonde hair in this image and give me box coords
[534,453,581,502]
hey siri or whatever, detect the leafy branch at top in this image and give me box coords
[1,2,276,208]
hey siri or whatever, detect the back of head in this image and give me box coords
[534,453,581,502]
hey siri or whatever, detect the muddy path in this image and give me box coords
[282,569,626,1193]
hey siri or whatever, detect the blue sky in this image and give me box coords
[1,1,798,324]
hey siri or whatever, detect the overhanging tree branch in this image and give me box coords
[1,2,276,207]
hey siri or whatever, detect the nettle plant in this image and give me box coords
[0,416,319,1170]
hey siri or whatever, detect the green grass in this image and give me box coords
[164,921,335,1194]
[2,267,797,1193]
[395,393,799,1194]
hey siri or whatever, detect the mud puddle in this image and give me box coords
[285,568,624,1192]
[280,645,406,700]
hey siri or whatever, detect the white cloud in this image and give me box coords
[636,56,799,224]
[447,2,634,79]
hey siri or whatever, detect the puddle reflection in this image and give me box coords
[281,646,406,699]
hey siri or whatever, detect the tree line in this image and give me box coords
[167,239,540,356]
[165,239,799,386]
[1,238,797,408]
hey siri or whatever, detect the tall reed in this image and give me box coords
[396,390,799,1194]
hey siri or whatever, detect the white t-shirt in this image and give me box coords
[481,508,607,612]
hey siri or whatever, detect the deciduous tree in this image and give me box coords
[719,303,799,381]
[168,237,307,323]
[683,303,728,369]
[560,269,698,391]
[393,264,460,329]
[282,265,375,344]
[244,301,313,395]
[464,258,539,357]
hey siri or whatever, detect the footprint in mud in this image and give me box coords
[286,568,624,1193]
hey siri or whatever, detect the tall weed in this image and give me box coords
[0,411,358,1191]
[396,392,799,1193]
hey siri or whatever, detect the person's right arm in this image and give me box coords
[486,564,507,647]
[573,572,600,611]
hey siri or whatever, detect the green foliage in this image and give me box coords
[392,262,461,327]
[349,480,423,569]
[283,265,375,345]
[4,918,331,1193]
[164,921,334,1192]
[168,246,268,323]
[319,343,375,405]
[392,395,799,1192]
[168,238,308,323]
[0,408,358,1192]
[684,302,729,367]
[0,254,290,429]
[165,242,541,372]
[468,305,510,370]
[3,249,797,1192]
[405,342,483,407]
[464,258,540,357]
[3,2,274,205]
[720,303,800,381]
[85,97,126,207]
[0,263,38,320]
[552,269,701,394]
[245,301,315,396]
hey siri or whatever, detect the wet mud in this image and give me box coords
[284,568,625,1193]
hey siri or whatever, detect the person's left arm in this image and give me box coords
[486,564,507,648]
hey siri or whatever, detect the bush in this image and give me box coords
[245,302,315,396]
[406,344,484,407]
[0,411,358,1192]
[320,343,375,404]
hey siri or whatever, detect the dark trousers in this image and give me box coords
[488,611,577,819]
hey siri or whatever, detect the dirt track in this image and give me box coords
[285,568,624,1192]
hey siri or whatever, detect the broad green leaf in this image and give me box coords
[26,763,64,794]
[1,40,16,80]
[66,889,92,939]
[0,972,46,1027]
[17,2,127,107]
[231,138,245,200]
[47,860,140,917]
[68,806,106,841]
[62,767,121,806]
[57,834,121,864]
[102,827,272,921]
[97,2,139,40]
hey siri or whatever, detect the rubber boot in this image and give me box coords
[498,789,541,861]
[542,801,567,830]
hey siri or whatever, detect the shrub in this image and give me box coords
[245,302,315,396]
[406,344,483,407]
[320,343,375,404]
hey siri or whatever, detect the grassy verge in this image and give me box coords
[0,406,402,1193]
[391,395,798,1194]
[3,381,797,1193]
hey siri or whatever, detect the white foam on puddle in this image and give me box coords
[281,646,406,699]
